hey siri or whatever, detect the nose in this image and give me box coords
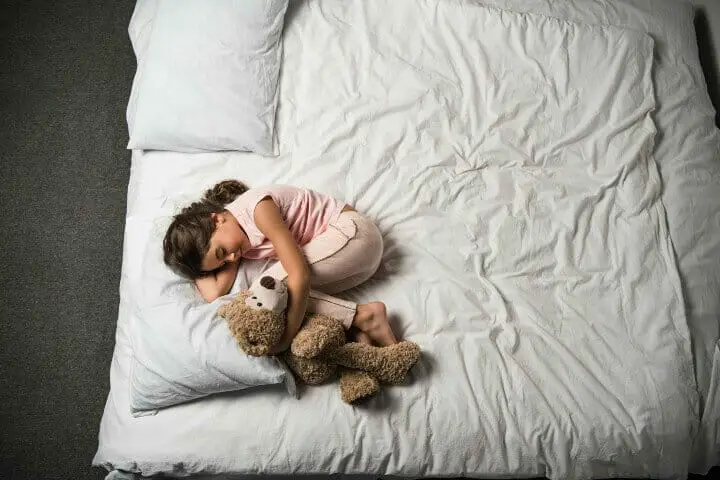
[226,251,236,262]
[260,276,276,290]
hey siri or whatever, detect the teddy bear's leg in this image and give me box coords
[339,369,379,404]
[329,341,421,384]
[283,353,337,385]
[291,315,346,359]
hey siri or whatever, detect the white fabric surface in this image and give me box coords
[92,0,716,478]
[126,0,287,154]
[469,0,720,471]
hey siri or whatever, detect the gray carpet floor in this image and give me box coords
[1,0,135,478]
[1,1,719,479]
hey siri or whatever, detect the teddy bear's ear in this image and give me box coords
[217,303,230,318]
[244,342,270,357]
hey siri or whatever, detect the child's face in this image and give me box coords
[201,211,246,272]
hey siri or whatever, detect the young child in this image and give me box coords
[163,180,398,354]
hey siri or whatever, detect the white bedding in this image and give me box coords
[94,0,720,478]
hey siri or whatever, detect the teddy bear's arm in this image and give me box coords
[291,315,346,359]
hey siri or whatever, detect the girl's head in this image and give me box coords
[163,180,248,279]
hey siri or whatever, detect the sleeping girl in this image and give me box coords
[162,180,398,354]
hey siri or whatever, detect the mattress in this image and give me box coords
[94,0,720,478]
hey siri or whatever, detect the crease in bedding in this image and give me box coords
[94,0,713,478]
[479,0,720,470]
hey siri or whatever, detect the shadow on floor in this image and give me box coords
[695,6,720,127]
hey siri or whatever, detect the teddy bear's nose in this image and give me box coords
[260,276,275,290]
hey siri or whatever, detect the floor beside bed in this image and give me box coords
[1,1,136,479]
[2,1,720,479]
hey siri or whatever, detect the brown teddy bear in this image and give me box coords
[217,275,420,403]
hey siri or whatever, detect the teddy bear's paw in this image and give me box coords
[291,320,345,359]
[378,341,421,384]
[339,370,379,404]
[290,331,325,358]
[284,353,337,385]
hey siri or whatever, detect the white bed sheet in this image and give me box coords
[94,0,720,477]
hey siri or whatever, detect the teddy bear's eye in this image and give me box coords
[251,296,257,300]
[257,302,263,307]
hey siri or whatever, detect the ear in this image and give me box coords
[211,212,224,226]
[244,343,270,356]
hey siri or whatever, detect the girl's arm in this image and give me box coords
[195,260,240,302]
[253,197,310,354]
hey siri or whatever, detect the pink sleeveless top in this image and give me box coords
[225,184,346,259]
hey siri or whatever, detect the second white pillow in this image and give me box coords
[127,0,288,154]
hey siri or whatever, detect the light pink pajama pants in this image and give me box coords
[262,211,384,329]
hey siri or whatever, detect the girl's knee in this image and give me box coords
[361,219,384,271]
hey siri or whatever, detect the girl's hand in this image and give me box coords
[195,259,240,302]
[267,274,310,355]
[254,197,311,353]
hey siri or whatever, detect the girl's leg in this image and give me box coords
[263,210,383,291]
[306,289,355,329]
[262,211,397,345]
[307,289,396,345]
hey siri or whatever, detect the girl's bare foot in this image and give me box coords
[353,302,398,346]
[351,329,372,345]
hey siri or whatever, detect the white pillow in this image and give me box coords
[129,222,294,416]
[127,0,288,154]
[127,0,157,60]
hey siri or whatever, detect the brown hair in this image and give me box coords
[163,179,248,279]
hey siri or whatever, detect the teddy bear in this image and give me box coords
[217,275,421,403]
